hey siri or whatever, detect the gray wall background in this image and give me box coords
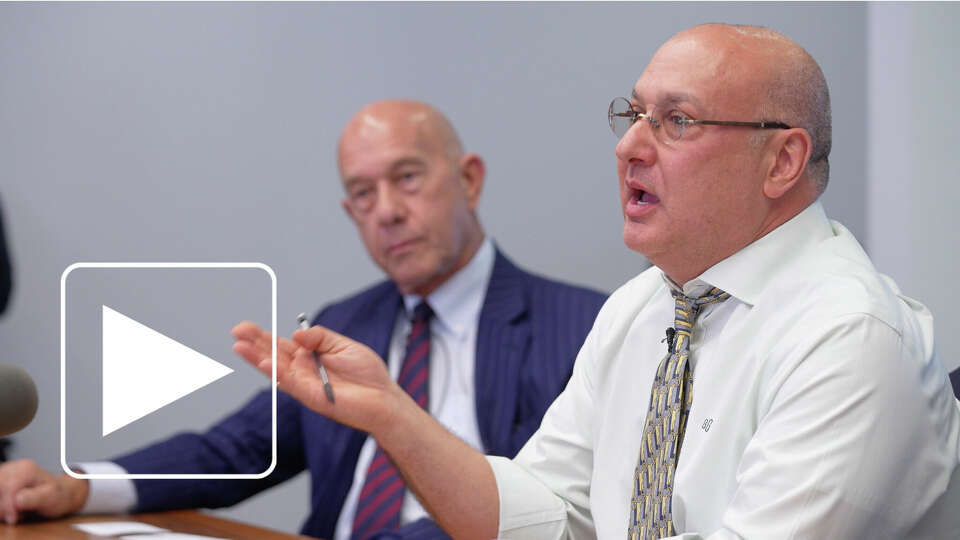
[867,4,960,377]
[0,2,952,535]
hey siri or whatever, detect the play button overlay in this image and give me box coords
[101,305,234,436]
[60,262,277,480]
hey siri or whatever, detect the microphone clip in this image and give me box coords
[662,327,676,353]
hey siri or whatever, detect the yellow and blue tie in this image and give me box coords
[628,287,730,540]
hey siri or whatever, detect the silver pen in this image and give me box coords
[297,313,335,404]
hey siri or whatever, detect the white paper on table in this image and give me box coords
[120,534,226,540]
[72,521,168,535]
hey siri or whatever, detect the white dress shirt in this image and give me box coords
[81,237,496,538]
[488,202,960,539]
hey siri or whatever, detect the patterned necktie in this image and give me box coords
[628,286,730,540]
[351,301,433,540]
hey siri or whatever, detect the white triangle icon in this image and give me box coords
[101,305,234,437]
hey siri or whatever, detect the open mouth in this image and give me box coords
[632,188,660,205]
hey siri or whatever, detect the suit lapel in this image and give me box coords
[475,248,531,455]
[349,286,402,363]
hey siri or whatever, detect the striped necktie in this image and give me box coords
[351,301,433,540]
[628,286,730,540]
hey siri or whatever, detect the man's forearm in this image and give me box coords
[375,390,499,540]
[236,323,502,538]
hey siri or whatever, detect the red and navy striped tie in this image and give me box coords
[351,301,433,540]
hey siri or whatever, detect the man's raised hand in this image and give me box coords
[232,322,410,436]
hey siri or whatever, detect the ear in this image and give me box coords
[458,153,486,211]
[763,128,813,199]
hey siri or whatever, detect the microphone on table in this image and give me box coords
[0,364,39,437]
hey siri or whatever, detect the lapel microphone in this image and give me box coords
[664,327,676,353]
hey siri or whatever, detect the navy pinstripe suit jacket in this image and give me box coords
[114,249,606,539]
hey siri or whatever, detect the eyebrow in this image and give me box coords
[389,157,427,171]
[343,177,367,190]
[343,157,427,187]
[630,89,703,109]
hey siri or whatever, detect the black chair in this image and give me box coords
[951,368,960,400]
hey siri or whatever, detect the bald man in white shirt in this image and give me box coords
[234,24,960,540]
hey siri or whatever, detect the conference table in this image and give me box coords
[0,510,313,539]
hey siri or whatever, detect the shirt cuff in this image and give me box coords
[72,462,137,515]
[487,456,567,539]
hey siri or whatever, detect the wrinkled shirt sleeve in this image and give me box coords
[488,316,604,540]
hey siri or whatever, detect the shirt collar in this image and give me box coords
[663,201,835,305]
[403,237,495,339]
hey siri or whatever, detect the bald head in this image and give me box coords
[665,24,832,193]
[338,100,464,171]
[617,24,832,283]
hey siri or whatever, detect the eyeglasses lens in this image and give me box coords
[608,97,635,139]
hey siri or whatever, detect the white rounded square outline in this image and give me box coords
[60,262,277,480]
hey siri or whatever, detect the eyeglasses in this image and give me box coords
[608,97,791,144]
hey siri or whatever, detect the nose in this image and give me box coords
[373,181,407,226]
[615,116,657,165]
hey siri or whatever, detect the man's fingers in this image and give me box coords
[233,322,273,357]
[233,323,297,364]
[292,325,351,354]
[274,348,334,409]
[246,332,296,359]
[277,348,315,387]
[0,460,43,524]
[231,321,262,341]
[0,489,16,525]
[14,483,55,514]
[277,337,297,357]
[233,341,268,374]
[0,461,86,523]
